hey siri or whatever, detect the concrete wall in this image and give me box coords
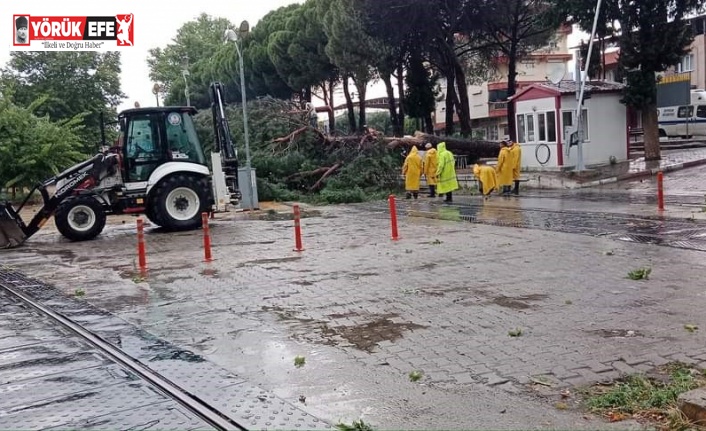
[561,93,628,168]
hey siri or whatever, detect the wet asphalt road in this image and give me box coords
[2,166,706,429]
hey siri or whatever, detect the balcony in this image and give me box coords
[489,101,508,118]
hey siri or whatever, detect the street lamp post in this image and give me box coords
[225,22,254,211]
[182,69,191,106]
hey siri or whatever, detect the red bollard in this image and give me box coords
[293,205,304,252]
[657,171,664,211]
[202,212,213,262]
[136,218,147,272]
[389,195,399,241]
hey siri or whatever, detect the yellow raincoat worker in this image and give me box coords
[435,142,458,203]
[473,163,497,198]
[496,140,514,195]
[506,138,522,195]
[402,146,422,199]
[422,143,438,197]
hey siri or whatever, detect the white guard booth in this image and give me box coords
[510,81,629,170]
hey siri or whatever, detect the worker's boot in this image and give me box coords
[413,192,418,200]
[429,185,436,198]
[513,180,520,195]
[406,192,412,199]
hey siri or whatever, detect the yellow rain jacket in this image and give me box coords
[509,142,522,181]
[496,147,513,187]
[402,146,422,191]
[435,142,459,194]
[423,148,438,186]
[473,164,497,195]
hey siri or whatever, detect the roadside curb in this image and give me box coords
[577,157,706,188]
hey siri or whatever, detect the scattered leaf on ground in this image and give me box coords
[409,370,423,382]
[508,328,523,337]
[74,288,85,297]
[336,420,375,431]
[294,355,306,368]
[627,267,652,280]
[555,402,569,410]
[684,324,699,333]
[605,250,614,256]
[430,239,442,245]
[565,300,573,305]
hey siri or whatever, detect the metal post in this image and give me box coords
[182,70,191,107]
[234,40,253,211]
[575,0,604,172]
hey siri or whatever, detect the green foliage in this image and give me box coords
[336,420,375,431]
[586,365,703,414]
[2,51,124,153]
[147,13,239,109]
[193,97,400,203]
[0,97,85,190]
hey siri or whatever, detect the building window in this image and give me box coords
[487,126,499,141]
[517,115,526,143]
[489,89,508,102]
[562,109,590,141]
[677,54,694,72]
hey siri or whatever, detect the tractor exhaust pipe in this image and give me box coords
[0,203,27,249]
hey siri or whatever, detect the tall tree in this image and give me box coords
[1,52,124,153]
[147,13,237,109]
[404,51,440,134]
[549,0,703,160]
[0,96,85,192]
[323,0,379,133]
[462,0,555,142]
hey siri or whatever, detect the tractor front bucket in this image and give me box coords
[0,203,27,249]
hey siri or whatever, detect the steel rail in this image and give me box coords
[0,281,246,431]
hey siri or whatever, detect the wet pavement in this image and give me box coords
[4,190,704,428]
[0,269,328,430]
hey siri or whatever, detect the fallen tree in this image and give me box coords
[386,131,500,160]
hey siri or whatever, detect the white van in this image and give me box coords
[658,90,706,138]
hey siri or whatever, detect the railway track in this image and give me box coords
[0,270,329,430]
[0,281,243,431]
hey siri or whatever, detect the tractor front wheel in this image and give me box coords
[150,175,208,231]
[55,196,107,242]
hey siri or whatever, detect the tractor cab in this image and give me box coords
[118,107,207,182]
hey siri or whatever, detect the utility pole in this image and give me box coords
[574,0,603,171]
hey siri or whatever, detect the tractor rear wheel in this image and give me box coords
[150,175,208,231]
[55,196,107,242]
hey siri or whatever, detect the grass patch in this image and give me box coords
[583,363,706,429]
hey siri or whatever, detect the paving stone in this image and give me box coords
[479,373,510,386]
[612,361,639,375]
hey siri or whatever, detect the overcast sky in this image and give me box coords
[3,1,586,114]
[2,0,302,112]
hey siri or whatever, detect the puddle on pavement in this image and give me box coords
[256,209,323,221]
[490,294,549,310]
[261,306,427,353]
[586,329,643,338]
[239,256,302,266]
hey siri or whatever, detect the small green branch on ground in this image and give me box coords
[628,267,652,280]
[336,420,375,431]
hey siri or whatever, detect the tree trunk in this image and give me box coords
[354,78,368,132]
[342,77,357,134]
[454,62,472,138]
[304,86,312,103]
[396,62,405,134]
[642,104,661,161]
[327,79,335,133]
[382,75,401,137]
[445,73,456,136]
[506,43,519,142]
[424,114,433,134]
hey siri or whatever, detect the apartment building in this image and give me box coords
[664,13,706,90]
[433,25,573,139]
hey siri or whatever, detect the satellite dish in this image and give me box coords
[547,63,566,85]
